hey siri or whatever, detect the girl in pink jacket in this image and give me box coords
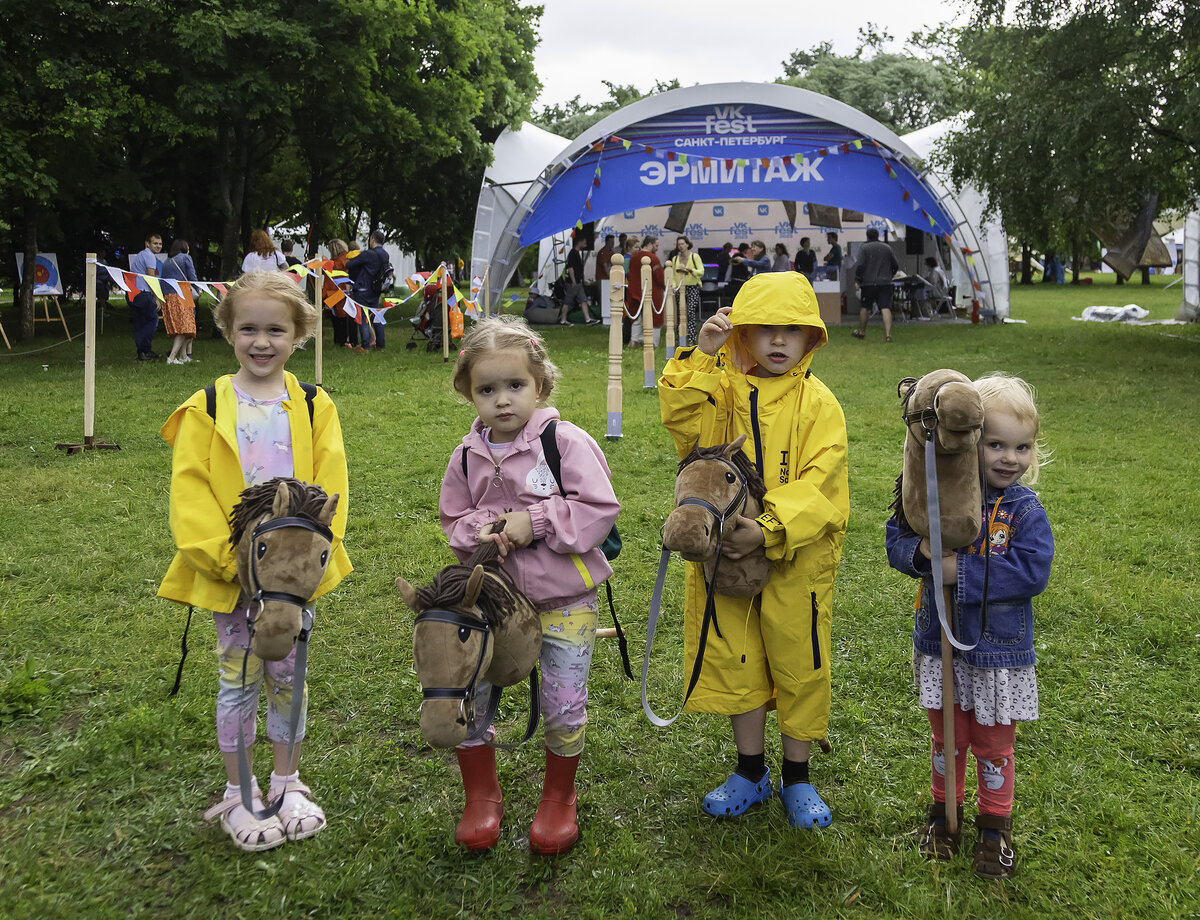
[439,315,620,855]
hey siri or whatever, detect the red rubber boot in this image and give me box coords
[529,749,580,855]
[454,744,503,850]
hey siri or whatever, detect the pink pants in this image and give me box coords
[927,706,1016,817]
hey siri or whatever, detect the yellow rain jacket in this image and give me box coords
[157,372,352,612]
[659,272,848,740]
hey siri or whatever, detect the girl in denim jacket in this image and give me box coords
[886,373,1053,879]
[439,315,620,855]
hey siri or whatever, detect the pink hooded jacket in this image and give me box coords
[439,407,620,609]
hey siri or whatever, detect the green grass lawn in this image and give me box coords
[0,274,1197,919]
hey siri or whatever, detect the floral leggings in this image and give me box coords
[213,603,309,752]
[462,597,598,757]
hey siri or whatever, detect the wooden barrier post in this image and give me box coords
[663,262,676,359]
[641,256,654,388]
[606,253,624,439]
[55,254,118,454]
[441,264,450,362]
[312,263,324,389]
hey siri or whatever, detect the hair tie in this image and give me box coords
[459,349,465,357]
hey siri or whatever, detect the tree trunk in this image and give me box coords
[1020,241,1033,285]
[215,123,249,279]
[1070,241,1080,283]
[19,197,38,340]
[305,168,325,259]
[1141,266,1151,285]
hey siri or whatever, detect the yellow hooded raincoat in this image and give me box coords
[157,372,352,612]
[659,273,848,740]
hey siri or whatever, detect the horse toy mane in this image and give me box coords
[895,369,984,548]
[677,441,767,506]
[229,478,332,547]
[411,541,518,630]
[664,434,772,598]
[229,477,338,661]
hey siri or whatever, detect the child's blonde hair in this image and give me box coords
[213,271,320,345]
[452,315,560,403]
[974,372,1050,485]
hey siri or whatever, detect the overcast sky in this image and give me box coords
[532,0,967,109]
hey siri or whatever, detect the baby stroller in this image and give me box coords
[407,272,446,352]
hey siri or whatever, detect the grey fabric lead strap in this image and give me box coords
[925,436,976,652]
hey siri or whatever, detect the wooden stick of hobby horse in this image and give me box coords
[641,256,654,388]
[441,264,450,362]
[606,253,624,439]
[941,586,958,835]
[676,264,687,352]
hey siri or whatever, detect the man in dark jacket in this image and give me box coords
[852,227,899,342]
[346,230,391,350]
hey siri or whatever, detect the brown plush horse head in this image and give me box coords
[897,370,984,549]
[230,478,338,661]
[663,435,772,598]
[397,542,541,749]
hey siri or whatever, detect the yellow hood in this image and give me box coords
[721,272,829,375]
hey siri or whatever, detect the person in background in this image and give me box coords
[241,229,287,273]
[772,243,792,273]
[594,234,616,325]
[281,240,302,268]
[560,235,600,326]
[321,239,353,348]
[671,235,704,346]
[625,236,665,347]
[346,230,390,350]
[130,232,163,361]
[794,238,817,279]
[162,239,199,364]
[822,233,842,274]
[851,227,899,342]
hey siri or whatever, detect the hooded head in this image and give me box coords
[722,272,828,376]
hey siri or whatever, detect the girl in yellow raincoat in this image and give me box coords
[659,271,848,828]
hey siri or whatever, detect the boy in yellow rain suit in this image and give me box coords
[659,271,848,828]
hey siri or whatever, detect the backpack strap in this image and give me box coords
[204,382,316,425]
[540,420,631,680]
[539,419,566,495]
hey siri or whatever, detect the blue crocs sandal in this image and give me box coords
[702,768,774,818]
[780,782,832,829]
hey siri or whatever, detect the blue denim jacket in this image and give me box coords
[885,484,1054,668]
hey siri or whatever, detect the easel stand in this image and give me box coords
[56,254,119,455]
[35,295,71,339]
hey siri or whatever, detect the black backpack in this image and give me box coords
[373,262,395,298]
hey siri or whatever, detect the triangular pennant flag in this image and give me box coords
[622,139,631,150]
[902,190,911,201]
[106,266,130,292]
[645,145,654,155]
[702,157,711,167]
[146,276,164,300]
[667,150,676,161]
[593,176,601,187]
[163,278,183,297]
[782,155,791,165]
[725,159,734,169]
[122,271,139,294]
[678,153,687,165]
[760,158,769,169]
[213,283,228,296]
[854,139,863,149]
[840,143,850,154]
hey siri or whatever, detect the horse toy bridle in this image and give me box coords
[244,514,333,632]
[413,606,497,742]
[642,453,751,727]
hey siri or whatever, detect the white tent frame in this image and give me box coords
[472,83,1006,318]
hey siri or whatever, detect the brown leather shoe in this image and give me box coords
[973,813,1016,879]
[919,801,962,859]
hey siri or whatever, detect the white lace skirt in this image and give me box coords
[913,652,1038,725]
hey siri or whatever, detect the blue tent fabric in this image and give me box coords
[518,102,952,246]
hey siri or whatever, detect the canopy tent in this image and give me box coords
[472,82,1005,318]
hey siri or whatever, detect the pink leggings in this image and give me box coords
[927,706,1016,817]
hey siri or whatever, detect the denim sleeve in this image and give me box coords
[886,514,933,578]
